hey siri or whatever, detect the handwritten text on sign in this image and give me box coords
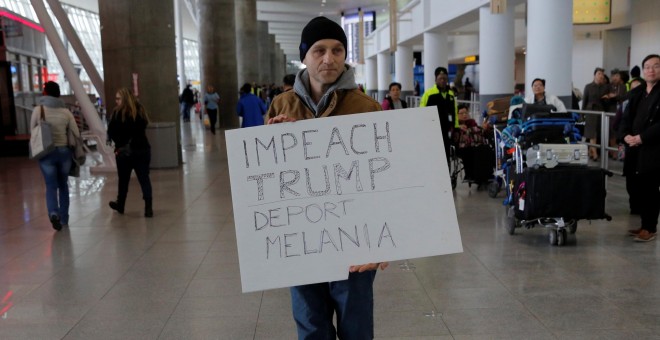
[226,107,462,292]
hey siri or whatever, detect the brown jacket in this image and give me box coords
[266,88,381,121]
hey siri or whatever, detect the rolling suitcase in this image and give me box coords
[514,166,609,220]
[525,143,588,168]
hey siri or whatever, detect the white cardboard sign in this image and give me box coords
[226,107,462,292]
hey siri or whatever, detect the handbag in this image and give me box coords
[67,122,85,177]
[29,105,55,159]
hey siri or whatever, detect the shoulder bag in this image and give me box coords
[29,105,55,159]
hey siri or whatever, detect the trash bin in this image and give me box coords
[146,122,178,168]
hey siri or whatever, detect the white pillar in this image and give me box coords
[30,0,115,170]
[365,56,378,98]
[395,44,414,97]
[377,51,391,102]
[174,0,186,91]
[46,0,105,104]
[479,5,514,108]
[423,32,448,93]
[526,0,572,102]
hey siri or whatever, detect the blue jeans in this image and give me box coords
[290,271,377,340]
[38,147,72,224]
[181,102,192,120]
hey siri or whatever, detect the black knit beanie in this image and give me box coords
[299,16,347,61]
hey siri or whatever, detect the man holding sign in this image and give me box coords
[266,16,386,340]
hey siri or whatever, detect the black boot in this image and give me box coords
[144,199,153,218]
[109,199,125,214]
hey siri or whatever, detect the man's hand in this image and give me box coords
[267,114,297,125]
[349,262,389,273]
[624,134,642,147]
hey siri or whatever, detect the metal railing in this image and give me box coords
[570,109,619,173]
[406,95,421,108]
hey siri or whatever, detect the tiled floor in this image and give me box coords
[1,121,659,340]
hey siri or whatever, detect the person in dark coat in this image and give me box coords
[236,83,266,128]
[180,84,195,122]
[582,67,610,160]
[420,66,457,166]
[618,54,660,242]
[107,88,153,217]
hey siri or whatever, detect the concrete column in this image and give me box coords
[99,0,180,161]
[257,21,271,83]
[377,51,391,102]
[276,48,285,85]
[423,31,448,93]
[174,0,186,92]
[395,44,414,99]
[269,34,277,84]
[273,44,282,85]
[479,5,514,110]
[526,0,572,106]
[235,0,259,86]
[199,0,238,128]
[365,56,378,99]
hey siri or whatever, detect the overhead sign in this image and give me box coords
[225,107,463,292]
[464,55,478,63]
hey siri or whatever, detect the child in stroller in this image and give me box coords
[450,104,493,189]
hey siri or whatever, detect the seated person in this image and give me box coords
[524,78,567,112]
[452,105,489,183]
[452,104,483,148]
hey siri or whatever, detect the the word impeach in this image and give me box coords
[242,122,394,202]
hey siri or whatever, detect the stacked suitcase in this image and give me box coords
[513,166,609,221]
[519,105,581,148]
[505,103,610,246]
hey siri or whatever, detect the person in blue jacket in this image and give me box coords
[236,83,266,128]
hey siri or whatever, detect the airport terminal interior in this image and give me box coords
[2,120,660,339]
[2,0,660,339]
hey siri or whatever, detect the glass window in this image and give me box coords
[11,62,20,93]
[31,61,41,92]
[20,63,29,92]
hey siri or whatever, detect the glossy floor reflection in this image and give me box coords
[0,120,659,339]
